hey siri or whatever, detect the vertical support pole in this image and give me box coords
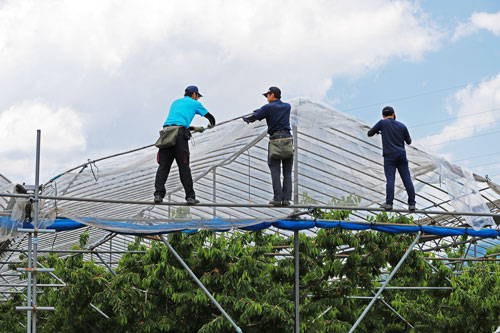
[292,124,299,333]
[32,129,41,333]
[158,235,242,332]
[349,232,421,333]
[168,194,171,219]
[26,233,32,333]
[212,168,216,218]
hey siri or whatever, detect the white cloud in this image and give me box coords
[417,73,500,150]
[0,0,443,182]
[453,11,500,41]
[0,100,86,182]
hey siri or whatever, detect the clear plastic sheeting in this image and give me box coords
[1,98,499,239]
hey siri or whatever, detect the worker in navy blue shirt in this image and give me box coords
[154,85,216,205]
[368,106,416,211]
[243,86,292,206]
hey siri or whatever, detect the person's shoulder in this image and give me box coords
[395,120,408,128]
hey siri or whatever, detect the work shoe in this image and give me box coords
[408,204,416,211]
[282,201,291,206]
[154,195,163,204]
[186,198,200,205]
[380,203,393,211]
[269,200,282,206]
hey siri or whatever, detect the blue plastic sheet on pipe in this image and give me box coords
[1,216,499,238]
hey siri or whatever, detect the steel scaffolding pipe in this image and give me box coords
[1,192,499,218]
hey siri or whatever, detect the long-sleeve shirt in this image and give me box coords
[367,118,411,156]
[243,99,291,135]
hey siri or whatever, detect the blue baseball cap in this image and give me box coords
[185,85,202,97]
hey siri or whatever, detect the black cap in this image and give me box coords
[263,86,281,99]
[382,106,394,116]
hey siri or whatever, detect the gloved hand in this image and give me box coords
[194,126,205,133]
[207,124,215,129]
[242,116,251,124]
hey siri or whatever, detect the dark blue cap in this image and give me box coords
[185,85,202,97]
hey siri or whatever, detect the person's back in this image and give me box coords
[367,106,415,211]
[165,96,209,128]
[368,118,411,156]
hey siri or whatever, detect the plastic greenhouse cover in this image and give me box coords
[0,98,498,242]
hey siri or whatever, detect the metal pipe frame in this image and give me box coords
[32,130,41,333]
[349,231,422,333]
[158,235,242,333]
[6,249,146,254]
[1,192,499,218]
[293,123,300,333]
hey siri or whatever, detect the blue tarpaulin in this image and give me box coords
[2,216,498,238]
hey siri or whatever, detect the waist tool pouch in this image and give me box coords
[269,137,294,160]
[155,126,181,149]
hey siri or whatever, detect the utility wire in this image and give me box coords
[425,129,500,147]
[454,151,500,162]
[415,119,500,138]
[343,81,484,112]
[411,107,500,129]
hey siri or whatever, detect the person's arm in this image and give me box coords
[404,126,412,145]
[367,120,382,137]
[204,112,216,127]
[243,105,269,123]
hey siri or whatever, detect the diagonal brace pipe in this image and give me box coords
[349,231,421,332]
[159,235,242,333]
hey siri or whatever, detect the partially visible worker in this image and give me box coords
[367,106,416,211]
[154,85,216,204]
[243,86,293,206]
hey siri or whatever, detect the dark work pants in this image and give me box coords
[383,152,416,205]
[154,130,195,200]
[268,156,293,202]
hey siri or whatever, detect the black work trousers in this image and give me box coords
[268,157,293,202]
[154,128,195,200]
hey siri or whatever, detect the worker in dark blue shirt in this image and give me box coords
[368,106,416,211]
[243,87,292,206]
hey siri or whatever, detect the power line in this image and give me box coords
[411,107,500,129]
[468,160,500,169]
[344,81,484,112]
[426,129,500,147]
[454,151,500,163]
[415,119,500,138]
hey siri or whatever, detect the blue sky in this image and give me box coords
[0,0,499,185]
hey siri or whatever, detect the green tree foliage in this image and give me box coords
[2,210,500,332]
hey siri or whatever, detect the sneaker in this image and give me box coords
[154,195,163,204]
[269,200,282,206]
[281,201,291,206]
[408,204,416,211]
[186,198,200,205]
[380,203,393,211]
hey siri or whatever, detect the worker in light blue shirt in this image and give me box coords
[368,106,416,211]
[154,86,216,205]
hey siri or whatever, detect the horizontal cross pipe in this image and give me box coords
[6,249,146,254]
[1,192,499,218]
[376,286,452,290]
[16,228,56,234]
[16,306,55,311]
[17,268,55,272]
[424,257,500,261]
[0,284,64,288]
[0,291,42,294]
